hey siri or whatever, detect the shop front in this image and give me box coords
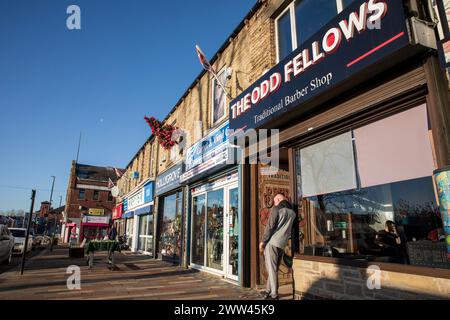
[181,121,242,283]
[124,181,154,253]
[229,0,450,298]
[155,162,183,264]
[136,181,155,255]
[80,215,110,241]
[112,203,124,236]
[121,198,135,249]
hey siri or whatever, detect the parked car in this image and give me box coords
[0,225,15,264]
[9,228,33,255]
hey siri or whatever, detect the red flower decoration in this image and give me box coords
[144,116,179,150]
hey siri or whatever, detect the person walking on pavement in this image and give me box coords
[259,193,296,300]
[107,224,118,264]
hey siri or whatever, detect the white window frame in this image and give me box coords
[211,67,228,127]
[275,0,346,62]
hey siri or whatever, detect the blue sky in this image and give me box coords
[0,0,254,212]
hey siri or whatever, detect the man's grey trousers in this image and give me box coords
[264,244,284,298]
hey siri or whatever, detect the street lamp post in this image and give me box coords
[49,176,55,208]
[48,176,55,236]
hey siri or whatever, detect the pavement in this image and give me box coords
[0,246,47,274]
[0,245,293,300]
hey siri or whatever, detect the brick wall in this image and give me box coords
[155,0,284,174]
[293,259,450,300]
[117,138,157,201]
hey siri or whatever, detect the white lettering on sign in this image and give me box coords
[127,189,145,209]
[156,167,181,190]
[230,0,388,120]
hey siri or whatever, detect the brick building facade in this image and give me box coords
[62,161,124,243]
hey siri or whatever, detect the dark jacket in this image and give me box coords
[262,200,296,249]
[108,227,117,241]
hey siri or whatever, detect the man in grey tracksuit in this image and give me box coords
[259,193,296,300]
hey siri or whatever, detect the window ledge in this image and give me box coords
[293,254,450,279]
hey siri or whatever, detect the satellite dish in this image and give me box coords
[111,186,119,197]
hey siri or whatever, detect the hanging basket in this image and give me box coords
[144,116,178,150]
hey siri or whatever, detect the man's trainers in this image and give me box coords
[260,291,270,299]
[264,295,279,300]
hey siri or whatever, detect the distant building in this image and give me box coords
[34,202,64,235]
[62,161,124,243]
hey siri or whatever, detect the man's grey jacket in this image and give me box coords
[262,200,296,249]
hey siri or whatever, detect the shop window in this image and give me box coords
[78,189,85,200]
[107,192,113,202]
[93,190,99,201]
[276,9,293,61]
[126,217,134,247]
[138,214,154,255]
[296,105,448,269]
[192,194,206,266]
[275,0,352,61]
[206,189,224,270]
[159,191,183,261]
[300,131,357,197]
[211,68,227,125]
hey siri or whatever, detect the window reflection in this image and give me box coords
[159,191,182,261]
[295,0,338,45]
[138,214,153,255]
[228,188,239,276]
[192,195,206,265]
[277,10,292,61]
[206,189,224,270]
[301,177,444,266]
[343,0,355,9]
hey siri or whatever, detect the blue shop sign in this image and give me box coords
[181,121,231,182]
[144,181,154,203]
[122,198,128,212]
[155,163,183,196]
[185,121,229,172]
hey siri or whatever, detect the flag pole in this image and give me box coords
[75,132,82,164]
[195,44,233,100]
[211,70,233,100]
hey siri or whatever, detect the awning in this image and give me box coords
[135,205,153,216]
[122,211,134,219]
[81,223,110,228]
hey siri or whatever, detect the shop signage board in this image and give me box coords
[191,172,238,195]
[144,181,154,203]
[334,221,348,229]
[181,121,230,182]
[112,203,123,220]
[82,215,110,225]
[155,163,183,196]
[123,198,128,212]
[228,0,411,131]
[88,208,104,215]
[128,188,145,210]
